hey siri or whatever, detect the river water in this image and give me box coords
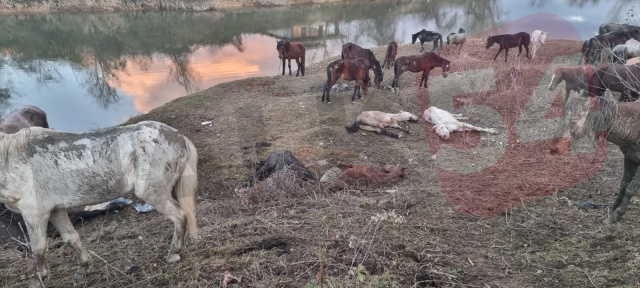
[0,0,634,131]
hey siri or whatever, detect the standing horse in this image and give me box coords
[322,59,371,103]
[345,111,419,139]
[276,40,306,76]
[610,42,640,64]
[411,29,443,52]
[547,65,595,104]
[530,30,547,60]
[341,43,383,88]
[390,52,450,90]
[485,32,530,62]
[445,28,467,55]
[584,30,640,64]
[382,41,398,70]
[0,121,198,284]
[550,93,640,224]
[588,63,640,102]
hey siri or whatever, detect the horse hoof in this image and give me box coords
[166,254,181,263]
[352,101,356,104]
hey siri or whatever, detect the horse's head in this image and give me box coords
[411,33,418,44]
[433,124,451,140]
[458,28,466,34]
[485,36,495,49]
[276,40,285,59]
[550,95,602,155]
[441,58,450,78]
[548,68,564,90]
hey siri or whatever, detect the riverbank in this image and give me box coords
[0,0,381,12]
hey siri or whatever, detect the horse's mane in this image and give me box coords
[283,41,291,56]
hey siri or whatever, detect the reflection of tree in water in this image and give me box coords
[165,47,201,93]
[230,35,245,52]
[409,0,504,36]
[82,57,123,109]
[356,15,399,46]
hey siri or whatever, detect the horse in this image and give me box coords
[610,42,640,64]
[530,30,547,60]
[599,23,640,36]
[587,63,640,102]
[336,162,408,188]
[547,65,596,104]
[550,93,640,224]
[235,150,315,194]
[390,52,450,90]
[445,28,467,55]
[584,30,640,64]
[485,32,531,62]
[423,106,498,140]
[0,121,198,284]
[411,29,443,52]
[276,40,306,76]
[382,41,398,70]
[345,111,419,139]
[341,43,383,88]
[322,58,371,104]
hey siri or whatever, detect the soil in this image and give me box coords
[2,37,640,288]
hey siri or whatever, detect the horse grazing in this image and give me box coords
[550,93,640,224]
[276,40,306,76]
[391,52,450,90]
[411,29,443,52]
[588,63,640,102]
[547,65,595,104]
[445,28,467,55]
[341,43,383,88]
[322,59,370,103]
[336,163,408,188]
[530,30,547,60]
[584,31,640,64]
[345,111,419,139]
[0,121,198,284]
[485,32,531,62]
[382,41,398,69]
[423,106,498,139]
[610,42,640,64]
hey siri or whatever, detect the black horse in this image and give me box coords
[411,29,443,52]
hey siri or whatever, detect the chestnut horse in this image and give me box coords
[587,63,640,102]
[276,40,306,76]
[390,52,450,90]
[485,32,531,62]
[322,59,370,103]
[341,43,383,88]
[584,30,640,64]
[382,41,398,70]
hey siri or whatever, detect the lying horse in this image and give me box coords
[411,29,443,52]
[445,28,466,55]
[486,32,531,62]
[530,30,547,60]
[391,52,450,90]
[627,56,640,65]
[345,111,419,139]
[610,42,640,64]
[423,106,498,139]
[550,93,640,224]
[336,162,408,188]
[547,65,595,104]
[341,43,383,88]
[588,63,640,102]
[322,58,370,103]
[237,150,315,190]
[382,41,398,69]
[0,121,198,284]
[276,40,306,76]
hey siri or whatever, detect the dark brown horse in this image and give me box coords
[322,59,371,104]
[411,29,443,52]
[584,30,640,64]
[341,43,383,88]
[390,52,450,90]
[382,41,398,70]
[485,32,531,62]
[586,63,640,102]
[276,40,306,76]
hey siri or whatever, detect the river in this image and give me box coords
[0,0,634,131]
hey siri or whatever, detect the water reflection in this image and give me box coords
[0,0,634,131]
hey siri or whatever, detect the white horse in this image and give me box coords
[422,106,498,139]
[531,30,547,60]
[345,111,419,138]
[611,42,640,63]
[0,121,198,285]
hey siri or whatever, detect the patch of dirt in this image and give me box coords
[3,37,640,288]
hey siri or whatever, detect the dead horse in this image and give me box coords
[345,111,419,139]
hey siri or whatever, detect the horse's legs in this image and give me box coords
[287,58,292,76]
[504,48,509,62]
[22,211,52,281]
[358,125,400,138]
[324,76,339,103]
[143,193,188,262]
[420,41,425,52]
[493,47,503,61]
[281,58,286,75]
[392,69,405,89]
[294,58,301,77]
[420,70,429,88]
[50,208,91,282]
[352,80,362,103]
[606,157,640,223]
[525,44,530,58]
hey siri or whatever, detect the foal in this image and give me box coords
[485,32,531,62]
[276,40,306,76]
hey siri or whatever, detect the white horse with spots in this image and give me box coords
[423,106,498,139]
[345,111,419,138]
[530,30,547,60]
[0,121,198,285]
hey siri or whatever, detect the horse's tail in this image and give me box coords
[447,33,454,45]
[176,137,198,239]
[345,121,359,133]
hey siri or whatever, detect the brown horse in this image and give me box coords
[322,59,370,104]
[587,63,640,102]
[390,52,450,90]
[276,40,306,76]
[382,41,398,70]
[341,43,383,88]
[584,30,640,64]
[485,32,531,62]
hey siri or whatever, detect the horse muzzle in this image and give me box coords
[442,72,448,78]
